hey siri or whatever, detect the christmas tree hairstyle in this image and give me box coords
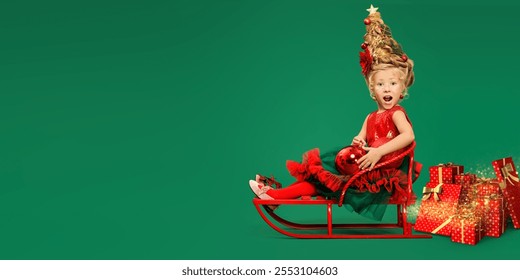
[360,5,414,96]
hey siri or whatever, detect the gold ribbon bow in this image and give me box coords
[500,162,519,188]
[422,184,442,201]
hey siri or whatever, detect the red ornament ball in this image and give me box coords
[335,145,366,175]
[361,42,368,49]
[364,18,371,25]
[401,54,408,62]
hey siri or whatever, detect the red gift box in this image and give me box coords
[477,179,511,224]
[477,196,506,238]
[414,183,462,236]
[492,157,520,228]
[476,179,501,197]
[429,163,464,184]
[414,200,458,236]
[452,183,485,244]
[451,216,483,245]
[455,173,477,185]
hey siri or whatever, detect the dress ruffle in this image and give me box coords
[286,148,348,192]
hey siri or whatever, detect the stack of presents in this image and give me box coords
[414,157,520,245]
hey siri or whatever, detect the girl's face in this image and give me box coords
[371,68,405,111]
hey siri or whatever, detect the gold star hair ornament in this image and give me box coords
[366,4,378,14]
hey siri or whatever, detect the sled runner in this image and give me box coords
[252,141,432,239]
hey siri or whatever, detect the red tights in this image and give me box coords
[266,181,318,199]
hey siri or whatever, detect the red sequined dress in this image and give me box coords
[366,105,410,168]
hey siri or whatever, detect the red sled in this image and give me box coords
[253,141,432,239]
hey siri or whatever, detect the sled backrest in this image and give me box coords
[338,141,417,207]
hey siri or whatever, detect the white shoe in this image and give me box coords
[249,180,278,210]
[249,180,274,199]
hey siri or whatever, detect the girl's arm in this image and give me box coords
[358,110,415,170]
[352,115,369,147]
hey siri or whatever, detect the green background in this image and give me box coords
[1,0,519,259]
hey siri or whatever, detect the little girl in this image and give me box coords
[250,6,419,220]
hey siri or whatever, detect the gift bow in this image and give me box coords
[500,163,519,187]
[422,184,442,201]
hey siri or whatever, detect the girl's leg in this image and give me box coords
[266,181,318,199]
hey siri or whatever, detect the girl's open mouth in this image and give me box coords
[383,95,393,102]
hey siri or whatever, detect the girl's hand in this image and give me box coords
[352,136,366,148]
[358,147,383,170]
